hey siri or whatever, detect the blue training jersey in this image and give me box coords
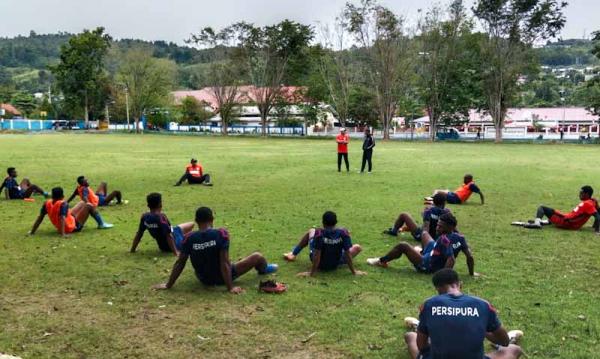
[2,177,22,199]
[422,206,450,237]
[138,212,172,252]
[417,293,501,359]
[181,228,230,285]
[446,231,469,257]
[312,227,352,271]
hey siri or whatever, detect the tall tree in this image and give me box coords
[207,62,242,135]
[50,27,111,126]
[584,30,600,118]
[315,18,357,127]
[473,0,567,142]
[191,20,313,136]
[417,1,482,141]
[342,0,411,140]
[117,48,176,133]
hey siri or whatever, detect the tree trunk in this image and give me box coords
[84,92,89,128]
[261,114,268,137]
[495,123,502,143]
[222,119,228,136]
[135,117,140,134]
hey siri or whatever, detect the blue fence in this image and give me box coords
[0,119,55,131]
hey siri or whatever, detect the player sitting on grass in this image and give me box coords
[384,192,450,240]
[174,158,212,186]
[66,176,114,229]
[513,185,600,234]
[367,213,477,277]
[28,187,96,237]
[130,193,195,256]
[1,167,48,200]
[283,211,365,277]
[153,206,278,294]
[425,174,484,205]
[404,268,523,359]
[67,175,126,207]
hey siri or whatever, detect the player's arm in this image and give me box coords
[416,330,430,352]
[463,247,476,276]
[166,233,179,256]
[345,251,357,275]
[154,253,189,290]
[0,180,6,199]
[444,255,455,269]
[219,249,242,294]
[29,213,45,235]
[421,220,430,234]
[130,217,146,253]
[66,188,78,203]
[309,249,321,276]
[486,327,510,347]
[478,191,485,205]
[592,212,600,234]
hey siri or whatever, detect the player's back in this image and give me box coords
[419,293,499,359]
[183,228,229,285]
[313,227,351,271]
[141,212,172,251]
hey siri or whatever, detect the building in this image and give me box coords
[0,104,22,118]
[172,86,310,127]
[413,107,600,134]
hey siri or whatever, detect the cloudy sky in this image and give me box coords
[0,0,597,44]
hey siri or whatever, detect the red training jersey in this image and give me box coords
[186,164,203,178]
[455,182,475,203]
[560,199,598,229]
[336,134,349,153]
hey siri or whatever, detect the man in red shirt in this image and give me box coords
[515,186,600,233]
[336,128,350,172]
[175,158,213,186]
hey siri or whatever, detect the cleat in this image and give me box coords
[383,228,398,237]
[424,196,433,202]
[119,200,129,205]
[283,252,296,261]
[367,258,388,268]
[204,183,214,187]
[511,221,526,226]
[523,223,542,229]
[98,223,114,229]
[259,280,287,294]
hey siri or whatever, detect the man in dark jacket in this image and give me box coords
[360,128,375,173]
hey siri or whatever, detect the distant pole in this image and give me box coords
[125,87,130,130]
[105,105,110,129]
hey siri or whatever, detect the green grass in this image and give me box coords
[0,133,599,358]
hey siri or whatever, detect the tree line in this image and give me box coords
[4,0,600,142]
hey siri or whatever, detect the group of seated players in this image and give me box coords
[7,165,600,358]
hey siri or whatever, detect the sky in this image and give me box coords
[0,0,597,45]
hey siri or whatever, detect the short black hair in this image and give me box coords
[439,212,457,228]
[432,268,460,287]
[195,206,214,223]
[464,174,473,182]
[51,187,64,200]
[433,192,447,206]
[322,211,337,227]
[191,158,197,163]
[146,193,162,210]
[7,167,15,175]
[77,176,85,185]
[581,185,594,197]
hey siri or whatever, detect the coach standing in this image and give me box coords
[360,128,375,173]
[336,128,350,172]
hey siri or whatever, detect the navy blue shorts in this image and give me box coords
[172,226,185,251]
[414,241,435,273]
[97,193,107,206]
[446,191,462,204]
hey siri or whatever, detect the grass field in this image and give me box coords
[1,133,599,359]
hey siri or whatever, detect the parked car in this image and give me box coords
[436,127,460,140]
[52,120,80,130]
